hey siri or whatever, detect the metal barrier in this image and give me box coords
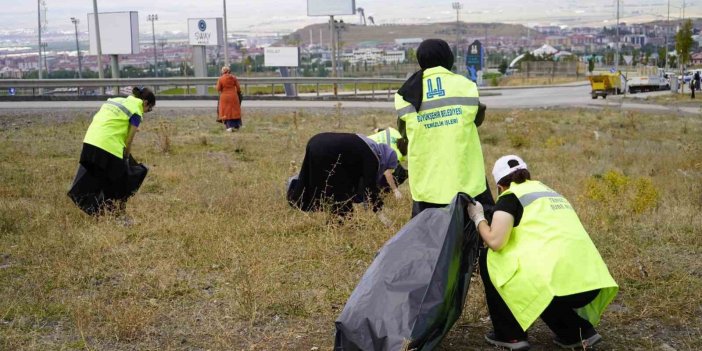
[0,77,406,99]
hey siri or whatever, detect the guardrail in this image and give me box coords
[0,77,406,99]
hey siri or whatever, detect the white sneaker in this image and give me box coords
[226,128,233,132]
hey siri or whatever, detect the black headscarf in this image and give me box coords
[397,39,454,112]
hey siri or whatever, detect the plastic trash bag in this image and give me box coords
[334,193,480,351]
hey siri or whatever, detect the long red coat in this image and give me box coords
[216,73,242,121]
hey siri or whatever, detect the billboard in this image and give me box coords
[188,18,223,46]
[264,47,300,67]
[88,12,140,55]
[307,0,356,16]
[465,40,484,82]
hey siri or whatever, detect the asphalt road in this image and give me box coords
[0,84,698,115]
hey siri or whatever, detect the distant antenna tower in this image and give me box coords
[41,0,48,31]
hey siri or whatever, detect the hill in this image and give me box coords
[278,21,537,48]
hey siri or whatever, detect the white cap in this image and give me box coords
[492,155,528,184]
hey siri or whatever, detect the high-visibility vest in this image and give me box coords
[83,96,144,159]
[367,127,405,163]
[395,66,485,204]
[488,180,619,331]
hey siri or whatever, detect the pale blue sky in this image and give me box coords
[1,0,698,34]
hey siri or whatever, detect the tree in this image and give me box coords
[676,19,694,70]
[498,60,509,74]
[588,57,595,73]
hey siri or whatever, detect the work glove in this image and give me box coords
[393,189,402,200]
[467,201,486,229]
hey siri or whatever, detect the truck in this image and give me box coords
[588,72,624,99]
[624,67,670,93]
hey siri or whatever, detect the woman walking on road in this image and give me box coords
[216,66,243,131]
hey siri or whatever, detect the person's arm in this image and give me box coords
[383,169,402,199]
[124,124,138,158]
[216,77,223,93]
[467,202,514,251]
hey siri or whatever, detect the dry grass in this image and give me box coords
[0,106,700,350]
[628,92,702,108]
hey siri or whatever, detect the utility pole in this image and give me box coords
[452,2,463,64]
[159,38,167,76]
[148,14,158,77]
[615,0,620,70]
[223,0,229,67]
[665,0,670,70]
[71,17,82,79]
[92,0,104,81]
[329,15,336,78]
[37,0,43,80]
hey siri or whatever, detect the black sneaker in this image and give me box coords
[553,332,602,349]
[485,331,531,351]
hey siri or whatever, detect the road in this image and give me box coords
[0,84,698,115]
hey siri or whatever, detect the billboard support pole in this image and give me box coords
[193,46,207,95]
[92,0,104,96]
[110,55,120,95]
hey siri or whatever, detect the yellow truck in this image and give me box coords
[588,73,622,99]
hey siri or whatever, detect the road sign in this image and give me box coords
[8,88,16,96]
[465,40,483,82]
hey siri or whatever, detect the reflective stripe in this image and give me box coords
[385,129,391,146]
[396,105,415,117]
[396,96,480,117]
[518,191,563,207]
[105,100,131,117]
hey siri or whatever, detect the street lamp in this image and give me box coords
[70,17,83,79]
[452,2,463,65]
[147,14,158,77]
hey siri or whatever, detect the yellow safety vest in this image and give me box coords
[395,66,485,204]
[488,180,619,331]
[367,127,406,163]
[83,96,144,159]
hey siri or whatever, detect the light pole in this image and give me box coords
[452,2,463,65]
[223,0,229,67]
[147,14,158,77]
[159,38,167,76]
[71,17,83,79]
[37,0,43,80]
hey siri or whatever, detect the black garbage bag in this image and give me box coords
[68,155,148,216]
[334,193,480,351]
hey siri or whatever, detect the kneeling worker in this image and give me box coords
[467,155,618,350]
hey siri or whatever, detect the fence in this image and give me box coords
[0,77,406,99]
[515,61,587,78]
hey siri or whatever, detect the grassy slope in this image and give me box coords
[0,107,700,350]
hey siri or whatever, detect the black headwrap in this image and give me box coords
[397,39,454,113]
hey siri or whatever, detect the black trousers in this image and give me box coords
[411,179,496,219]
[479,247,599,343]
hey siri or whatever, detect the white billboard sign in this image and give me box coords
[188,18,223,46]
[307,0,356,16]
[264,47,300,67]
[88,12,140,55]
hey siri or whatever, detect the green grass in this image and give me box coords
[0,107,700,350]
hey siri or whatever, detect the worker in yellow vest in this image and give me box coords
[395,39,492,217]
[69,87,155,220]
[367,127,408,197]
[467,155,618,350]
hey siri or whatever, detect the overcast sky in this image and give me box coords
[1,0,699,35]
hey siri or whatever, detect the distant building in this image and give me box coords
[394,38,423,47]
[691,52,702,66]
[340,48,407,64]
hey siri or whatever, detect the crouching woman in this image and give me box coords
[68,87,155,219]
[467,155,618,350]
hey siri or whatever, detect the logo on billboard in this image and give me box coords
[8,88,16,96]
[198,20,207,32]
[470,45,478,54]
